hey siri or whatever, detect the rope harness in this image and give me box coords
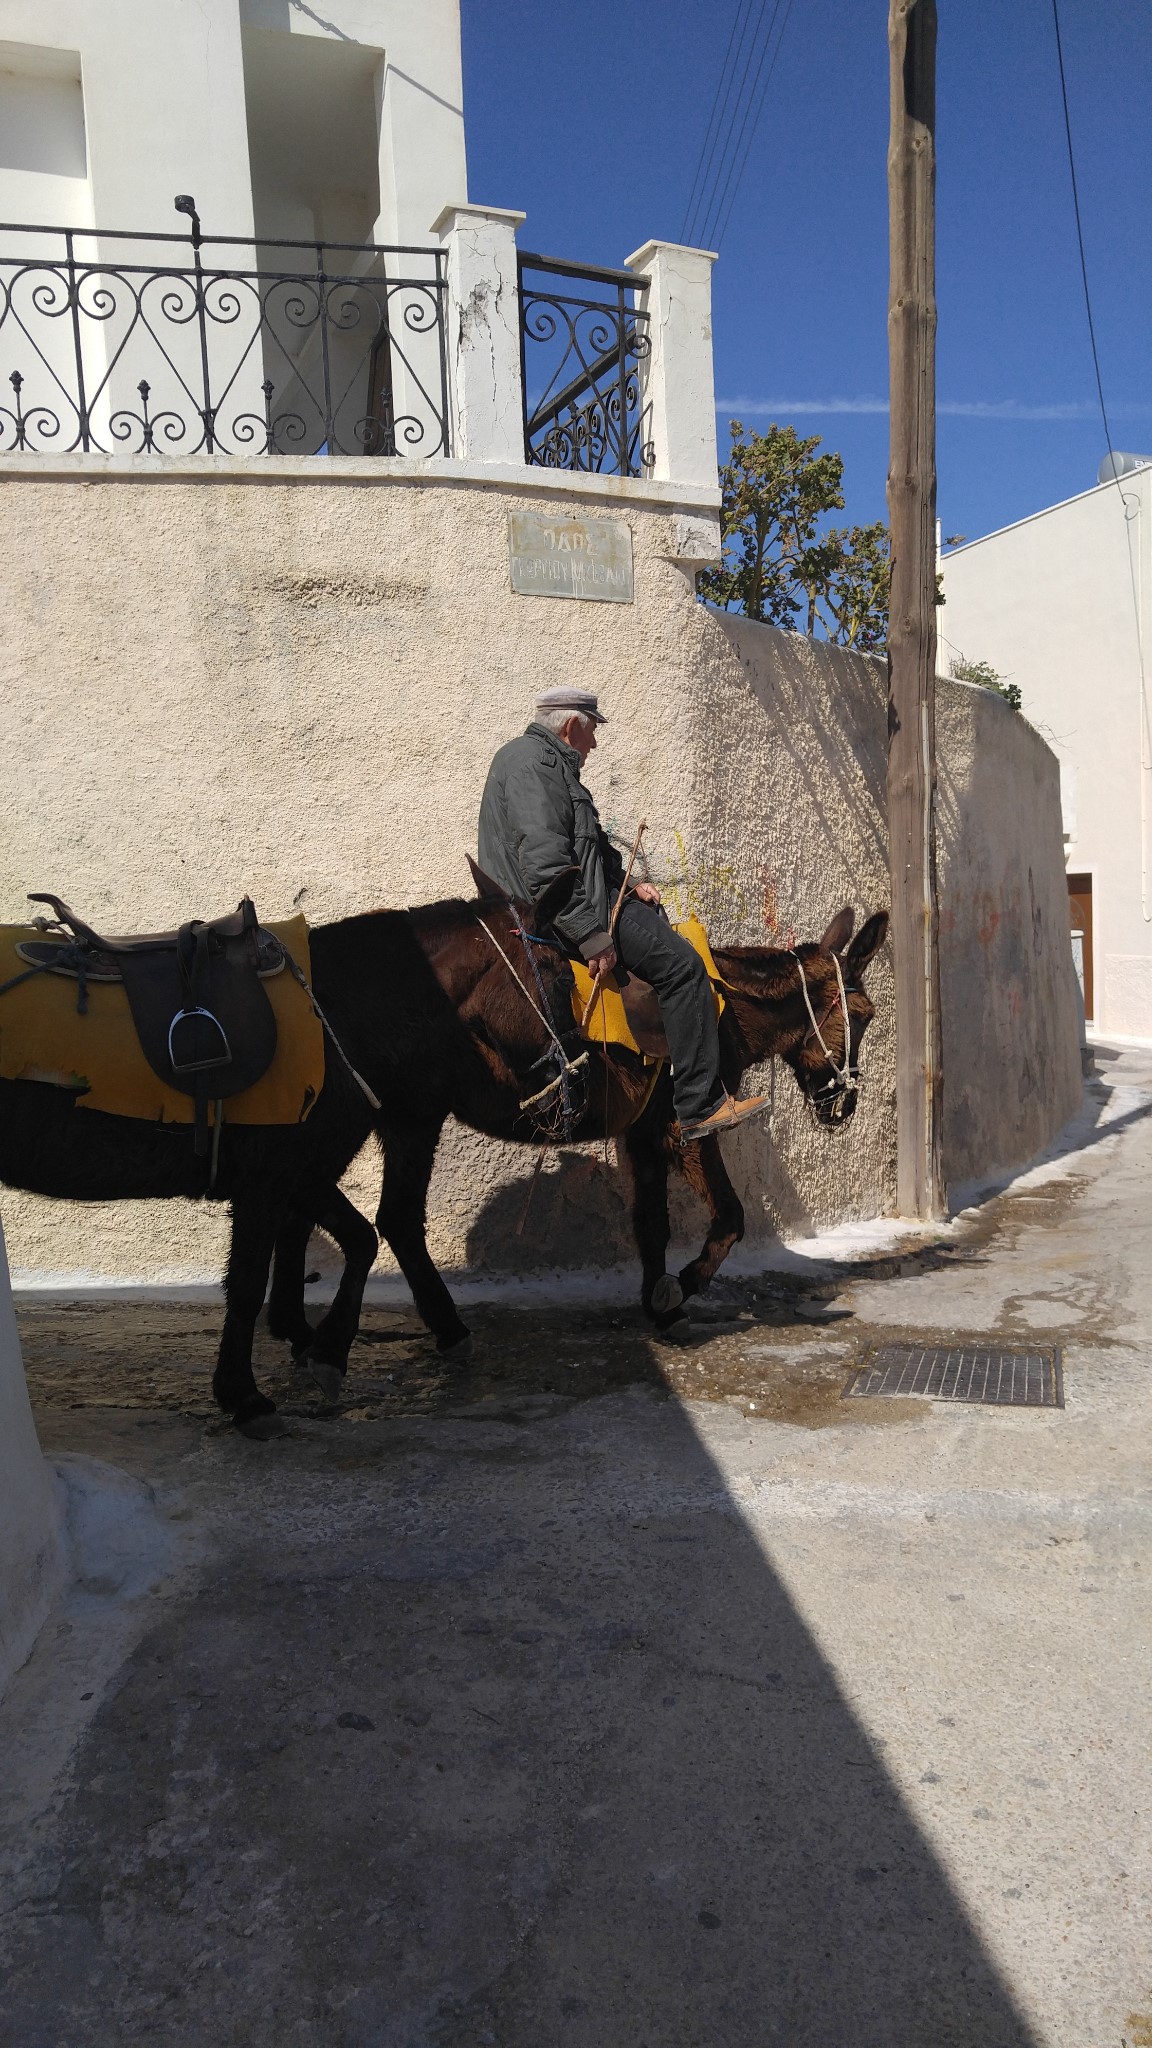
[790,948,859,1122]
[278,947,382,1112]
[473,912,588,1139]
[474,914,863,1142]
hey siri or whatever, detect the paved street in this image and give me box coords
[2,1048,1151,2047]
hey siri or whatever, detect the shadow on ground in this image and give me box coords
[2,1288,1041,2046]
[8,1052,1152,2040]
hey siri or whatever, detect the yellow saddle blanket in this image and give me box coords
[0,913,324,1126]
[570,915,725,1057]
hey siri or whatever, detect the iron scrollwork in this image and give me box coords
[0,214,451,460]
[518,253,652,479]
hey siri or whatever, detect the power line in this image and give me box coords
[680,0,791,252]
[680,0,758,246]
[698,0,785,249]
[708,0,795,251]
[1050,0,1115,464]
[684,0,773,247]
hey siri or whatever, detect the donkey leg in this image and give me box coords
[294,1184,379,1403]
[213,1194,285,1435]
[624,1118,684,1326]
[675,1136,746,1301]
[376,1121,470,1355]
[266,1203,318,1350]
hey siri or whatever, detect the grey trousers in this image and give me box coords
[614,898,723,1123]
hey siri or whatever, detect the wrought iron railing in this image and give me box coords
[518,252,651,478]
[0,200,450,458]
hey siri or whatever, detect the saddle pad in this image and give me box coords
[0,914,324,1127]
[570,916,725,1057]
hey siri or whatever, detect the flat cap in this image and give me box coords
[535,686,608,724]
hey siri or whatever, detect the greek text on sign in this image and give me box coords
[508,512,634,604]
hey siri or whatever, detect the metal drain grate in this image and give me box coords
[843,1342,1063,1408]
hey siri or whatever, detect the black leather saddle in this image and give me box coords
[19,893,281,1155]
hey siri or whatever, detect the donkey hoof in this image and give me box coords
[650,1274,684,1317]
[235,1408,288,1440]
[303,1356,344,1405]
[657,1314,693,1346]
[436,1332,473,1365]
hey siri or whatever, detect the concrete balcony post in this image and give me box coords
[432,202,527,464]
[625,240,719,492]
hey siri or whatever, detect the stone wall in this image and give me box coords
[0,459,1081,1282]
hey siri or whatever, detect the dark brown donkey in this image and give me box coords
[266,906,889,1363]
[0,881,577,1434]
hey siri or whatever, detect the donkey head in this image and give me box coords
[784,907,889,1128]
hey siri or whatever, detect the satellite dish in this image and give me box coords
[1098,451,1152,485]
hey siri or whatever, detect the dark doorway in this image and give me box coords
[1068,872,1093,1021]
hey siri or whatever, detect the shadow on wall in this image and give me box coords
[465,1148,634,1269]
[703,613,890,924]
[684,613,898,1233]
[935,684,1082,1191]
[694,617,1079,1206]
[462,1124,823,1275]
[1,1370,1040,2043]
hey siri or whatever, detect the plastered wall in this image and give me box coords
[0,461,1081,1282]
[935,679,1084,1192]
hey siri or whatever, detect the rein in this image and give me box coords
[472,912,588,1129]
[278,947,382,1111]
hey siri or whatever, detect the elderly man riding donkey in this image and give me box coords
[478,687,770,1145]
[0,688,888,1432]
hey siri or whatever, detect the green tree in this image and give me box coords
[947,651,1022,713]
[700,420,891,648]
[822,520,891,652]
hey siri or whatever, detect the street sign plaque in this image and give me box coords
[508,511,634,603]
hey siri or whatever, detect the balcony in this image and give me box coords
[0,200,719,495]
[518,251,651,476]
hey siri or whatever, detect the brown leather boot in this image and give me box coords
[679,1092,771,1145]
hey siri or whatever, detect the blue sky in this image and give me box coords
[461,0,1152,546]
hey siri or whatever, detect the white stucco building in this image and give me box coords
[0,0,467,247]
[0,0,719,491]
[941,458,1152,1040]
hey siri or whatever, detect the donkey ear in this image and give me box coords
[532,867,578,930]
[820,906,856,956]
[846,910,889,978]
[466,853,505,899]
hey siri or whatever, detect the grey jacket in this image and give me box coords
[477,722,626,960]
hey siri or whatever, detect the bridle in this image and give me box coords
[472,909,587,1135]
[790,948,861,1122]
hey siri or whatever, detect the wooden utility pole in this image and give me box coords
[886,0,945,1218]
